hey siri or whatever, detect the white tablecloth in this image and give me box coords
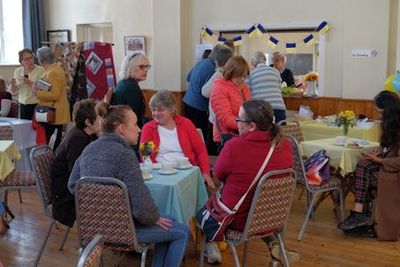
[0,118,37,171]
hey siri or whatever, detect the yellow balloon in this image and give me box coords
[385,74,395,92]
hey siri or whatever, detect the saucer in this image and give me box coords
[332,142,345,146]
[158,169,177,175]
[152,163,162,169]
[176,163,192,170]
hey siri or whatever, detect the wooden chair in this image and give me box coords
[29,145,71,267]
[286,135,344,240]
[77,234,104,267]
[74,177,151,267]
[198,169,297,267]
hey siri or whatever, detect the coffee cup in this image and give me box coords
[176,157,190,168]
[161,162,175,171]
[335,136,347,145]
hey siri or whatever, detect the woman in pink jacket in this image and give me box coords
[210,55,251,148]
[140,90,215,189]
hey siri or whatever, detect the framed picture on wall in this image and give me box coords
[124,36,145,56]
[47,30,70,43]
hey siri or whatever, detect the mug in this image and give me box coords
[161,162,175,171]
[176,157,190,168]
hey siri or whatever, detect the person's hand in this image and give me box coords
[23,77,33,87]
[204,173,216,190]
[103,87,114,103]
[361,148,382,164]
[156,217,173,230]
[8,78,17,93]
[31,82,38,95]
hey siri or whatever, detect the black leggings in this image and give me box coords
[20,104,37,120]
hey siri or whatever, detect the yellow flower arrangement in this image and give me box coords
[304,72,319,82]
[139,141,157,157]
[336,110,356,135]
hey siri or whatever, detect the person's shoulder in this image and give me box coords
[1,91,12,99]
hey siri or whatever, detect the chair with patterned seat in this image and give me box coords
[30,145,71,267]
[279,122,304,145]
[285,135,344,241]
[77,234,104,267]
[7,100,19,118]
[198,169,297,267]
[74,177,151,267]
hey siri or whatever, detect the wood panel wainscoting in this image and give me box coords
[142,89,185,117]
[284,96,380,120]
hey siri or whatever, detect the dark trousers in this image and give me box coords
[20,104,37,120]
[273,109,287,124]
[43,124,63,151]
[184,103,209,144]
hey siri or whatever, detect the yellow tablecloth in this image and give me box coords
[0,140,21,181]
[300,121,381,142]
[300,138,379,175]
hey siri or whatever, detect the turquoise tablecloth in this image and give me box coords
[145,166,208,225]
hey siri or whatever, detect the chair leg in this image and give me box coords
[242,241,248,267]
[338,189,344,222]
[58,227,70,251]
[298,193,318,241]
[34,220,55,267]
[18,189,22,203]
[277,233,290,267]
[199,235,207,267]
[140,246,149,267]
[227,241,240,267]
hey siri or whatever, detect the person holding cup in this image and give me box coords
[8,48,45,120]
[140,90,215,189]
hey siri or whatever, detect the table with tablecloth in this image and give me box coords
[299,121,381,142]
[0,141,21,181]
[144,166,208,225]
[0,118,36,171]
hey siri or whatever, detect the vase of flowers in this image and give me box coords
[336,110,356,136]
[304,72,319,97]
[139,141,157,168]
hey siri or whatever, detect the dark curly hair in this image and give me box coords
[373,90,400,148]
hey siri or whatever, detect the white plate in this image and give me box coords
[152,163,162,169]
[332,142,345,146]
[175,164,192,170]
[158,169,178,175]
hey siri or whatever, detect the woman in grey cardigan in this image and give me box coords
[68,101,189,267]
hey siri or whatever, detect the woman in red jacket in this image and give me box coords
[210,55,251,148]
[140,90,215,189]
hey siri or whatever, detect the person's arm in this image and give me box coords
[124,84,144,119]
[201,71,220,98]
[35,69,63,102]
[285,69,295,87]
[213,142,233,183]
[66,133,89,172]
[381,148,400,172]
[67,158,81,193]
[210,85,238,132]
[186,68,193,82]
[0,99,12,117]
[118,149,160,225]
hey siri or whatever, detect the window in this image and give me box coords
[0,0,23,64]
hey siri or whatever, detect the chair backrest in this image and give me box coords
[7,101,19,118]
[279,122,304,144]
[239,168,296,242]
[29,145,55,217]
[285,135,308,187]
[77,234,104,267]
[74,177,139,251]
[0,120,14,140]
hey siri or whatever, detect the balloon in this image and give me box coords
[385,74,395,92]
[393,73,400,93]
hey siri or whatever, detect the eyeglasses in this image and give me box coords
[22,56,34,61]
[235,117,250,123]
[150,106,168,113]
[137,64,151,70]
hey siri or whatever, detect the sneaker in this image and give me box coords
[343,225,377,238]
[204,241,222,264]
[339,210,371,230]
[270,243,301,264]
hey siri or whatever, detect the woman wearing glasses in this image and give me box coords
[210,55,251,151]
[111,53,151,128]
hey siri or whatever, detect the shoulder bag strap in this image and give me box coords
[231,139,276,212]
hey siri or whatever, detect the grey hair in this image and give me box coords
[272,51,286,64]
[119,53,148,80]
[36,46,55,65]
[149,90,177,114]
[213,45,233,68]
[251,51,266,66]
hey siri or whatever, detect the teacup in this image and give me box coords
[176,157,190,168]
[335,136,347,145]
[161,162,175,172]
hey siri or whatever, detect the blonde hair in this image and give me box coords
[223,55,249,80]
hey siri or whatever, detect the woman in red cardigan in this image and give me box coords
[140,90,215,189]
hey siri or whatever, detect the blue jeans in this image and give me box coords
[136,215,190,267]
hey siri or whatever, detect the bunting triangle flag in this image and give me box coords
[317,21,330,35]
[303,34,315,47]
[233,36,242,46]
[205,27,214,37]
[267,36,279,49]
[246,25,257,38]
[256,24,266,37]
[286,43,296,53]
[217,36,227,44]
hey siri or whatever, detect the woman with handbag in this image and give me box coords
[197,100,300,265]
[32,46,70,151]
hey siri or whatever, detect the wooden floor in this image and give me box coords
[1,189,399,267]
